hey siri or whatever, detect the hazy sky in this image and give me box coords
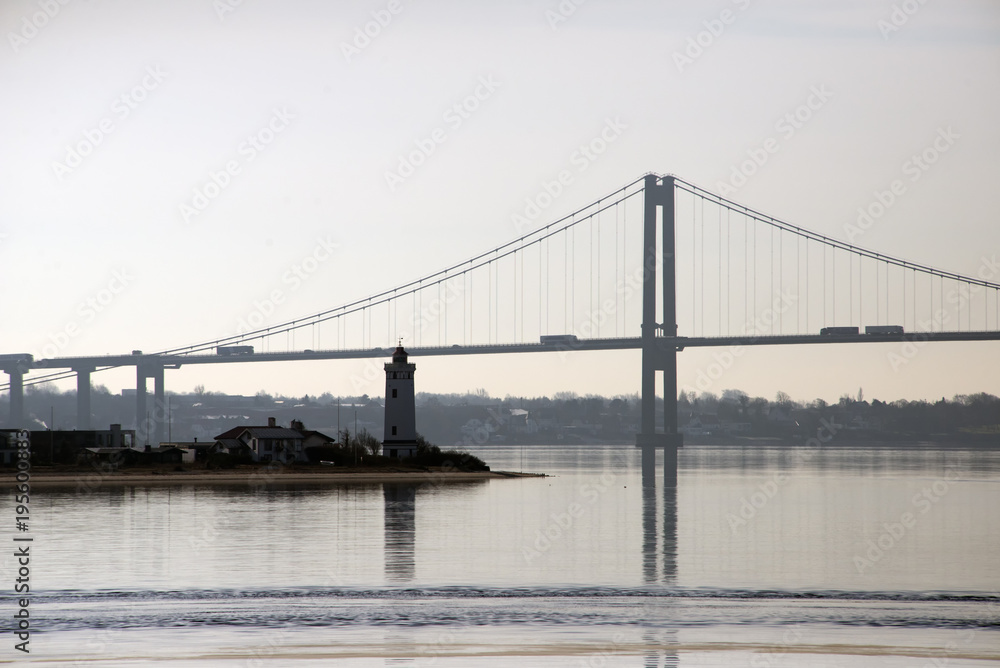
[2,0,999,405]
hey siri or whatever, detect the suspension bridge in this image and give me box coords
[4,174,1000,474]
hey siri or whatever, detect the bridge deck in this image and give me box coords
[25,330,1000,371]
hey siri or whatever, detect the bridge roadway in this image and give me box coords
[30,329,1000,371]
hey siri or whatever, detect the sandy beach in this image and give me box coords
[21,466,543,489]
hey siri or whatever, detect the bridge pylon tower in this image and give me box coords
[636,174,682,485]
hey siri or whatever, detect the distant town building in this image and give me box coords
[0,430,25,465]
[0,424,135,464]
[159,440,213,463]
[382,344,417,459]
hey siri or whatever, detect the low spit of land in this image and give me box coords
[22,465,544,489]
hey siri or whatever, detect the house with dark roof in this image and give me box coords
[214,417,335,463]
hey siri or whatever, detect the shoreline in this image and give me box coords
[478,438,1000,449]
[677,437,1000,449]
[22,468,546,489]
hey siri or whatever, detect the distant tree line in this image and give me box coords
[3,384,998,444]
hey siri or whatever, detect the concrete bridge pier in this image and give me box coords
[152,365,165,446]
[75,366,94,430]
[136,365,149,444]
[4,367,25,428]
[135,362,169,446]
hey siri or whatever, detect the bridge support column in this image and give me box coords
[135,363,169,446]
[5,368,25,428]
[76,367,94,430]
[136,365,149,445]
[636,174,682,485]
[152,365,165,446]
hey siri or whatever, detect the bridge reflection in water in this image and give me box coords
[380,465,680,665]
[642,454,680,667]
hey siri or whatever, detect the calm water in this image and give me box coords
[7,444,1000,666]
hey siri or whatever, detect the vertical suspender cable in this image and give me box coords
[486,260,495,343]
[984,281,988,331]
[565,228,570,334]
[929,273,933,332]
[849,251,853,326]
[701,196,705,336]
[902,265,906,331]
[542,238,547,336]
[768,226,774,326]
[613,197,621,338]
[623,195,628,335]
[497,258,503,343]
[726,207,730,335]
[587,209,601,334]
[797,234,800,332]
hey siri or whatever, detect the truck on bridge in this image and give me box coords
[865,325,904,335]
[540,335,579,345]
[0,354,33,364]
[217,345,254,356]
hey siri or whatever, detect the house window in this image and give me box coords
[392,389,397,398]
[392,426,397,436]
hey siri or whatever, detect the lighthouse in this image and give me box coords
[382,342,418,459]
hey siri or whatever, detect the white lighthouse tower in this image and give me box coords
[382,342,417,459]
